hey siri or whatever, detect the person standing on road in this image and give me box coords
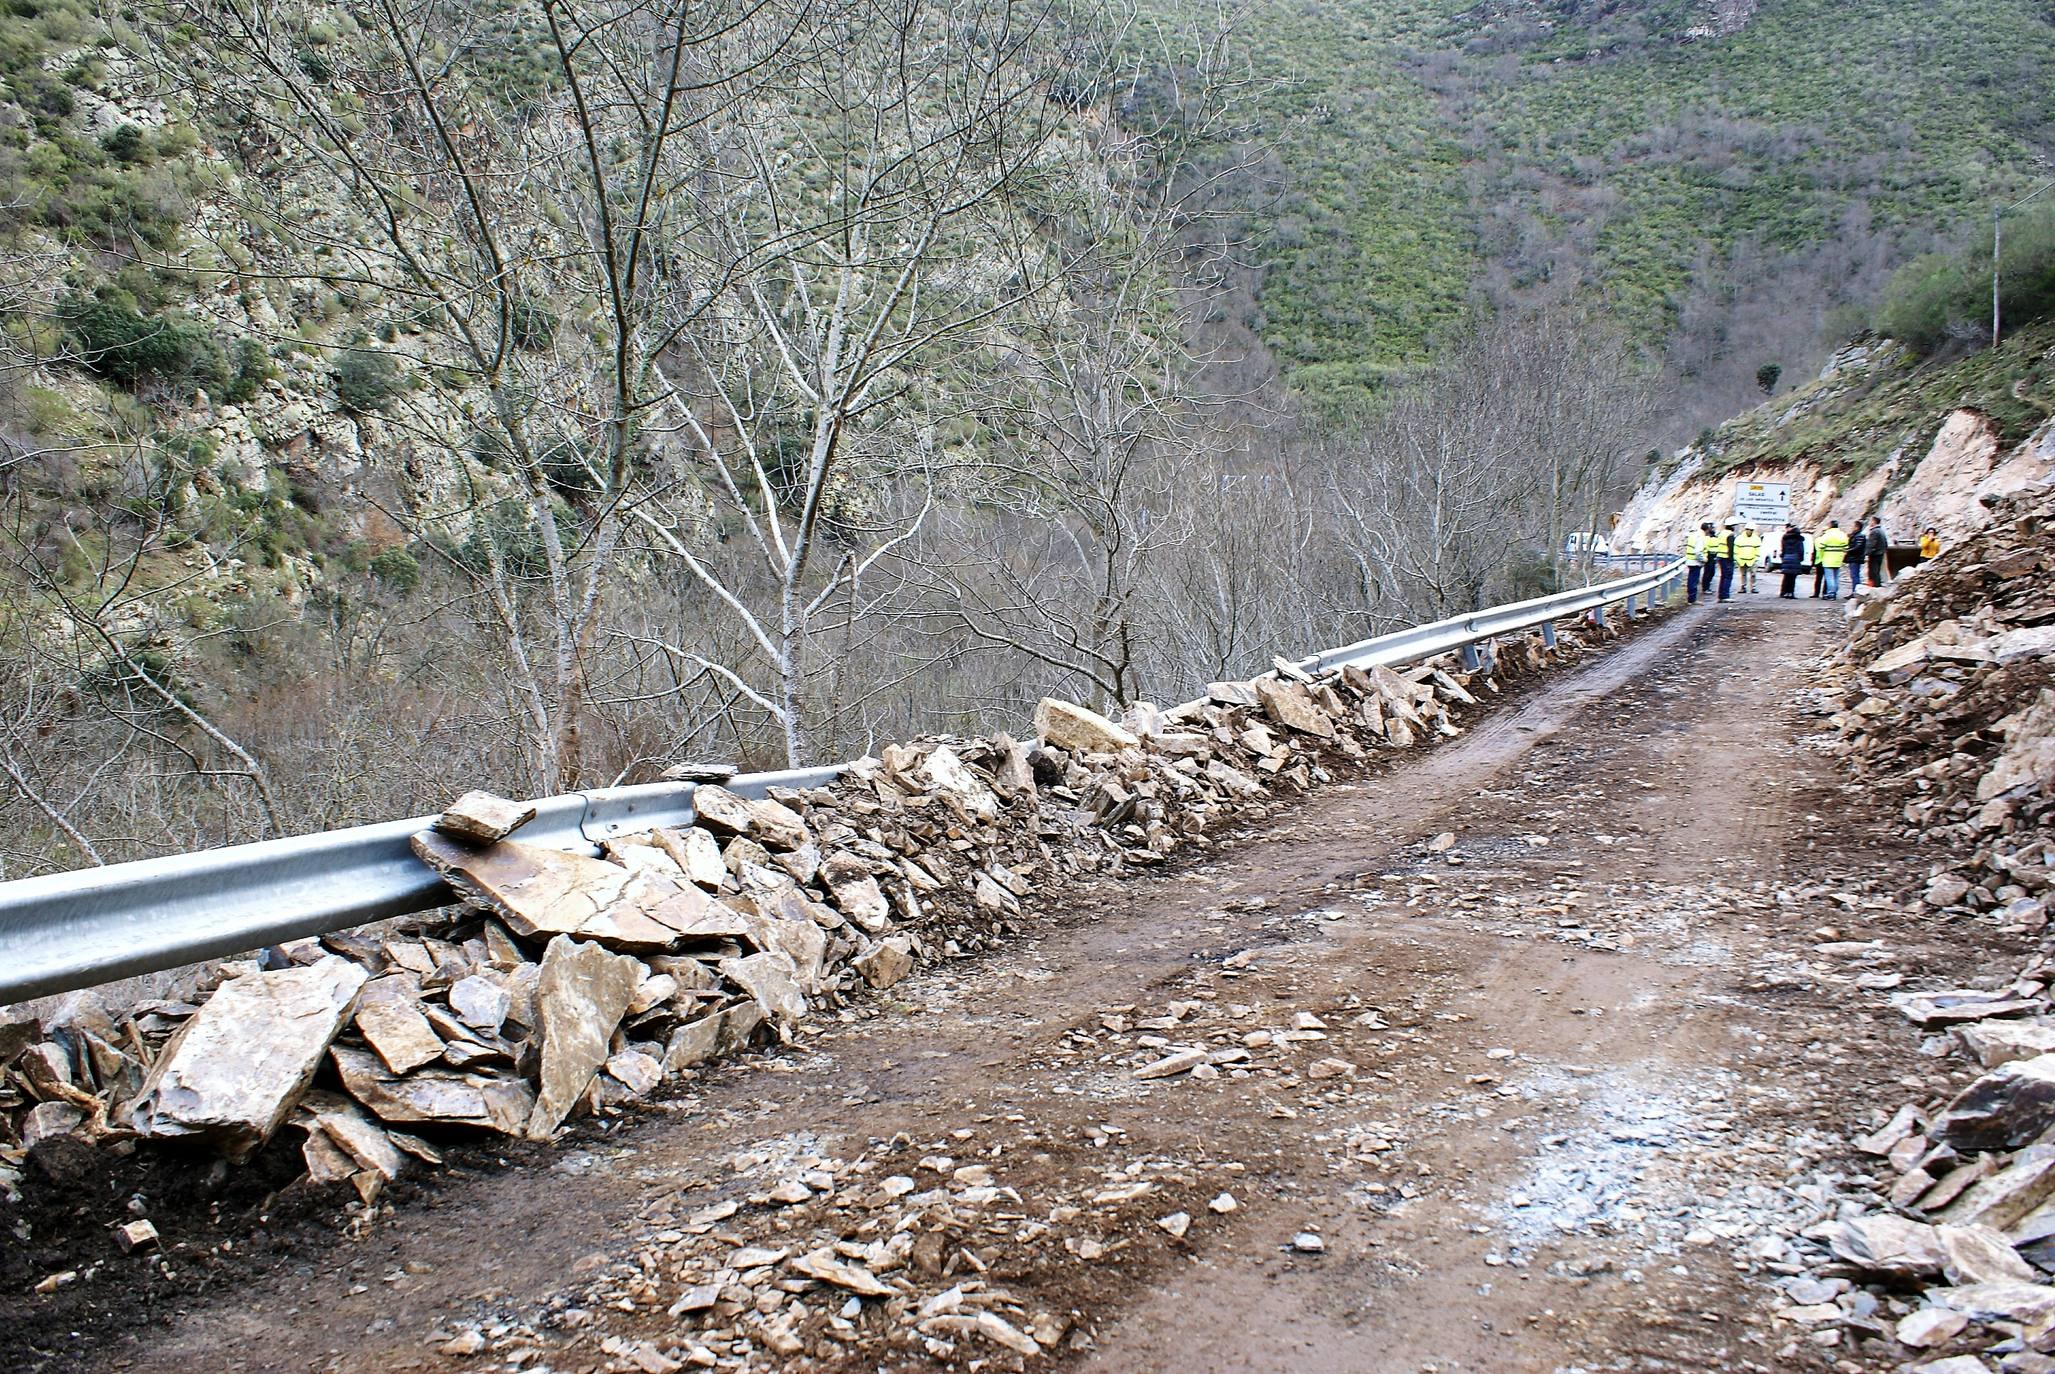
[1804,528,1825,598]
[1686,521,1714,603]
[1779,525,1805,598]
[1816,519,1851,598]
[1715,518,1738,601]
[1867,517,1889,586]
[1920,527,1942,562]
[1734,524,1763,594]
[1846,521,1869,596]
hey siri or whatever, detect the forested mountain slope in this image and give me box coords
[1196,0,2055,427]
[0,0,2044,876]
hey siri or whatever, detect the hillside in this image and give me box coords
[1192,0,2055,425]
[1617,322,2055,551]
[1,0,2049,876]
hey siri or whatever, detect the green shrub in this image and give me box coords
[56,285,224,391]
[98,122,143,161]
[1877,205,2055,354]
[220,337,271,403]
[334,343,402,412]
[1876,252,1977,353]
[447,500,577,580]
[368,544,421,593]
[509,295,556,349]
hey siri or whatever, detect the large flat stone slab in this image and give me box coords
[126,957,367,1158]
[414,833,732,954]
[526,936,645,1139]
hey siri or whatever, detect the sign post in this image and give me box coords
[1732,481,1791,528]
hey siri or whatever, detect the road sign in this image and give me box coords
[1732,480,1791,527]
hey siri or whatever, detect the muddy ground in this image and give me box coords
[5,595,2018,1374]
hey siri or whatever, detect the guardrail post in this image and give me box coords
[1541,621,1557,648]
[1592,605,1608,629]
[1459,644,1481,671]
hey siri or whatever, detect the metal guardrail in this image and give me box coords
[0,765,844,1007]
[0,559,1681,1007]
[1290,556,1684,678]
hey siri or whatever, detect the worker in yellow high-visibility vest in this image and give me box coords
[1733,525,1764,594]
[1816,520,1852,599]
[1684,522,1716,604]
[1714,518,1739,601]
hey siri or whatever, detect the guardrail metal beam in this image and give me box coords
[0,559,1679,1007]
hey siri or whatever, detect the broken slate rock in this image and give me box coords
[352,989,444,1076]
[21,1100,86,1148]
[789,1247,893,1296]
[526,936,645,1139]
[920,745,1001,822]
[434,790,535,844]
[662,1004,764,1073]
[1937,1155,2055,1231]
[1896,1306,1970,1348]
[1033,698,1137,754]
[296,1091,406,1182]
[853,936,916,990]
[1253,678,1335,739]
[654,826,727,889]
[1893,988,2041,1027]
[1939,1224,2039,1285]
[414,833,678,952]
[1132,1048,1206,1080]
[1930,1280,2055,1330]
[720,951,808,1025]
[448,974,513,1034]
[126,956,367,1158]
[819,853,891,934]
[604,1049,663,1097]
[116,1219,159,1253]
[988,733,1035,798]
[1936,1054,2055,1150]
[330,1046,533,1134]
[1957,1020,2055,1068]
[690,786,811,851]
[1830,1214,1947,1276]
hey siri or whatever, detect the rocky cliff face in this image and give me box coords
[1618,332,2055,553]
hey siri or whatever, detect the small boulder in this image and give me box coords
[1033,698,1137,754]
[127,956,367,1158]
[434,791,535,844]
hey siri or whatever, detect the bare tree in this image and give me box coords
[153,0,1076,776]
[915,5,1260,709]
[0,445,287,847]
[1326,309,1656,623]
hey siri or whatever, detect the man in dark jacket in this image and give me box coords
[1846,523,1869,596]
[1778,525,1805,599]
[1867,517,1889,586]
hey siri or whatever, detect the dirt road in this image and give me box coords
[35,595,1997,1374]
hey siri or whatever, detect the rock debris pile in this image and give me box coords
[2,619,1627,1236]
[1774,483,2055,1370]
[1828,483,2055,930]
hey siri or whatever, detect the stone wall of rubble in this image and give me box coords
[1,618,1629,1217]
[1769,483,2055,1363]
